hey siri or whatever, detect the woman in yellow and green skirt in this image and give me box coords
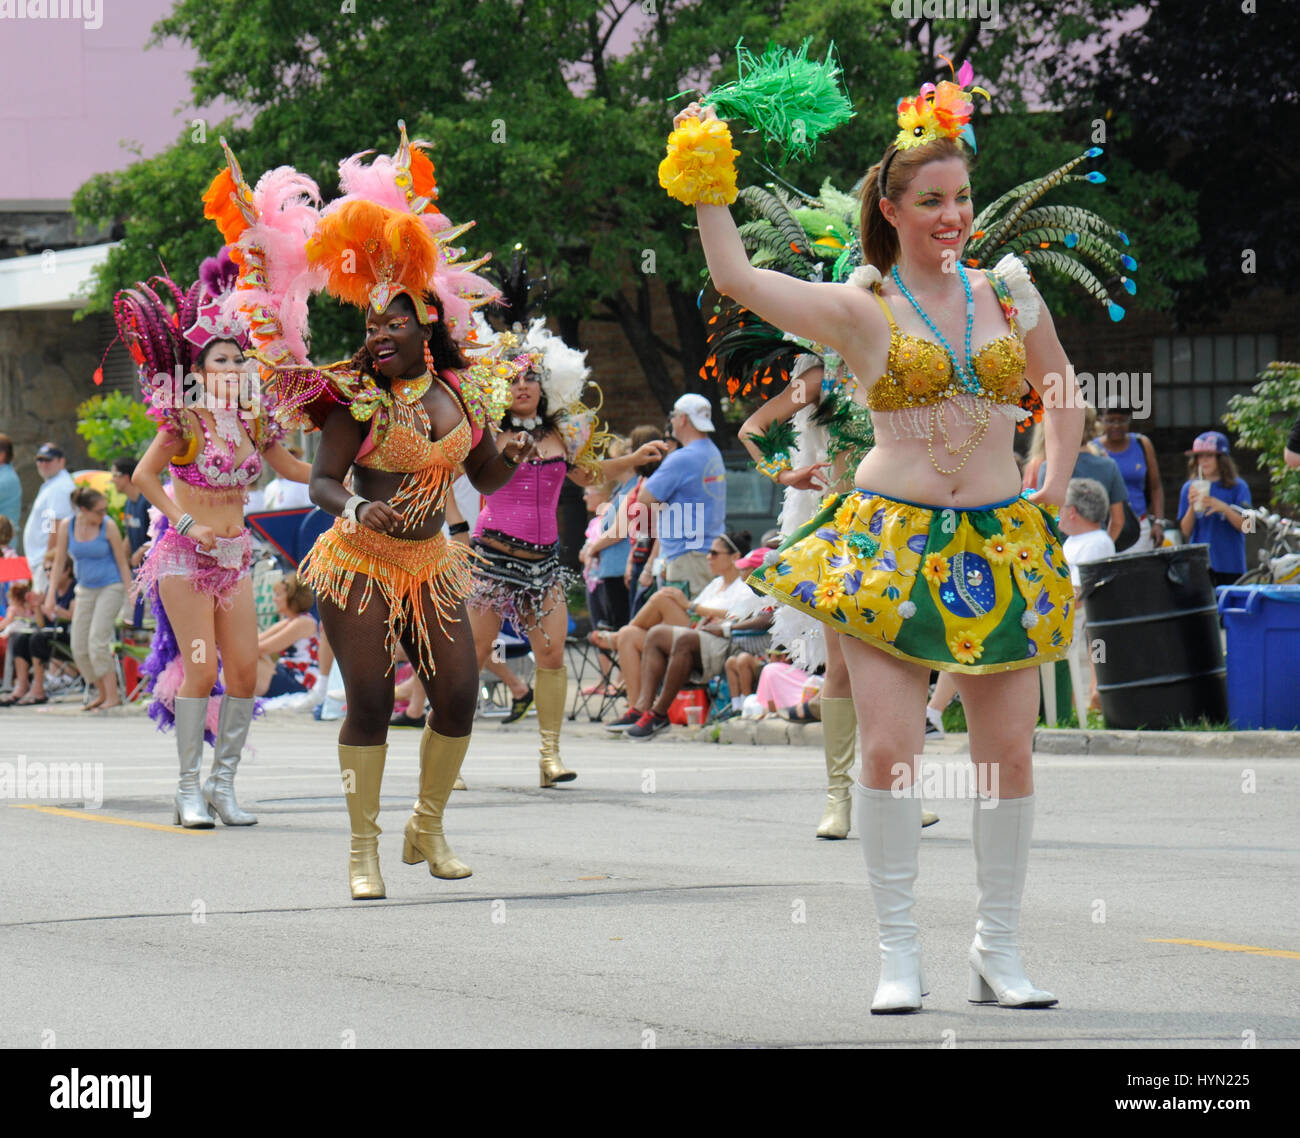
[662,62,1087,1014]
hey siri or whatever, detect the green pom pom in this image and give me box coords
[702,39,854,164]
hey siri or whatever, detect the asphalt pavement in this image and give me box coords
[2,704,1297,1049]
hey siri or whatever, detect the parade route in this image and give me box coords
[2,707,1297,1049]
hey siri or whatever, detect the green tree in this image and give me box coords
[75,391,156,466]
[72,0,1198,425]
[1224,362,1300,510]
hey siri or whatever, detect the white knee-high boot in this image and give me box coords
[969,794,1058,1008]
[856,783,925,1014]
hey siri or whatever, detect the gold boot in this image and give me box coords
[817,697,856,839]
[402,728,472,878]
[534,665,576,788]
[338,743,387,900]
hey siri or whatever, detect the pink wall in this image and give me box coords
[0,1,228,201]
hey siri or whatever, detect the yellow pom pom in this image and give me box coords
[658,117,740,207]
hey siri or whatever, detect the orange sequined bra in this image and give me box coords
[865,270,1026,413]
[341,368,473,520]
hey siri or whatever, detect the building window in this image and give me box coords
[1152,333,1278,429]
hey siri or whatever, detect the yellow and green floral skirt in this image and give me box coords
[747,489,1075,674]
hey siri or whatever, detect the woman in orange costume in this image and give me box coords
[208,127,524,900]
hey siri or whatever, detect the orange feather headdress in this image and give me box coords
[306,121,498,336]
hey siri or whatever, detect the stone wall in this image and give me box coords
[0,310,118,518]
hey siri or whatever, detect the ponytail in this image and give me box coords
[858,137,970,276]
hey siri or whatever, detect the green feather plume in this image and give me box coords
[702,40,854,164]
[750,417,799,461]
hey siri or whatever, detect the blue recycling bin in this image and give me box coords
[1216,585,1300,730]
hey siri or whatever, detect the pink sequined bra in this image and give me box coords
[475,457,568,547]
[170,411,264,495]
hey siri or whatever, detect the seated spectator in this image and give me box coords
[1060,477,1116,718]
[720,648,763,720]
[254,573,320,698]
[613,532,775,738]
[1,582,47,705]
[600,531,758,728]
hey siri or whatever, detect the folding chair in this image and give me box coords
[477,620,535,719]
[565,629,625,722]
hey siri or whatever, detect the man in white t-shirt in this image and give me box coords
[1060,477,1116,721]
[22,443,76,593]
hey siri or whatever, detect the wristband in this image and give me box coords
[342,495,368,524]
[448,521,470,535]
[500,449,520,470]
[756,454,793,483]
[175,513,195,536]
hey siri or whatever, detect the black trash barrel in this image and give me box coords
[1077,545,1228,729]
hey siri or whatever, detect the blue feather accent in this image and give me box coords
[1085,146,1104,158]
[1085,171,1107,183]
[1108,302,1125,322]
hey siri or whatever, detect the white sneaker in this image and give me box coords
[924,707,945,737]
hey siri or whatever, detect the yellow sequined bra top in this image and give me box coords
[865,271,1026,413]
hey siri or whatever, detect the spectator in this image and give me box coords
[1020,420,1047,493]
[0,582,47,705]
[255,573,320,698]
[1177,431,1251,587]
[639,394,726,598]
[620,532,773,739]
[0,514,15,557]
[622,428,672,614]
[111,458,152,568]
[721,647,763,720]
[22,443,76,592]
[0,433,20,544]
[1097,404,1165,550]
[1034,405,1126,543]
[263,445,315,509]
[44,485,130,712]
[1060,477,1116,720]
[589,431,656,634]
[579,476,618,695]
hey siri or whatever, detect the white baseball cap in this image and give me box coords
[672,393,714,432]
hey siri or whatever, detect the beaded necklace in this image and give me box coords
[888,265,991,475]
[890,264,980,395]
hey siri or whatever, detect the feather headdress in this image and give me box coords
[307,121,499,342]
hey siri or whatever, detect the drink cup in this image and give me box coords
[1192,479,1211,514]
[684,705,704,727]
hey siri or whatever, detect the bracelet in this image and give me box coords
[448,521,470,535]
[499,449,520,470]
[756,454,793,482]
[341,495,368,524]
[174,513,195,536]
[658,117,740,206]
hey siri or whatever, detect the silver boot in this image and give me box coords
[173,696,214,829]
[203,695,258,826]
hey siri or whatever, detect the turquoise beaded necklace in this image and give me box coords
[890,264,981,395]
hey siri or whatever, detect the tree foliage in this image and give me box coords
[1224,362,1300,510]
[71,0,1202,426]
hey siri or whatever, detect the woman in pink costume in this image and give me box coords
[466,320,666,787]
[120,250,311,828]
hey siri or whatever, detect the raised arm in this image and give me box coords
[738,365,830,491]
[462,428,535,497]
[676,103,866,352]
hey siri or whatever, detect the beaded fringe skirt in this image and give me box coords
[300,520,477,677]
[747,489,1075,674]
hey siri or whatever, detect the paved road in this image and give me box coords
[3,706,1297,1049]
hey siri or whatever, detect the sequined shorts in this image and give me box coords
[746,489,1074,674]
[468,539,578,632]
[133,527,253,609]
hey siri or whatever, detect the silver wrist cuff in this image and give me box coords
[342,495,368,524]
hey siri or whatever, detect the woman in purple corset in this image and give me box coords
[466,321,664,787]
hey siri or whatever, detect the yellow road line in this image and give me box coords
[8,804,208,834]
[1148,937,1300,960]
